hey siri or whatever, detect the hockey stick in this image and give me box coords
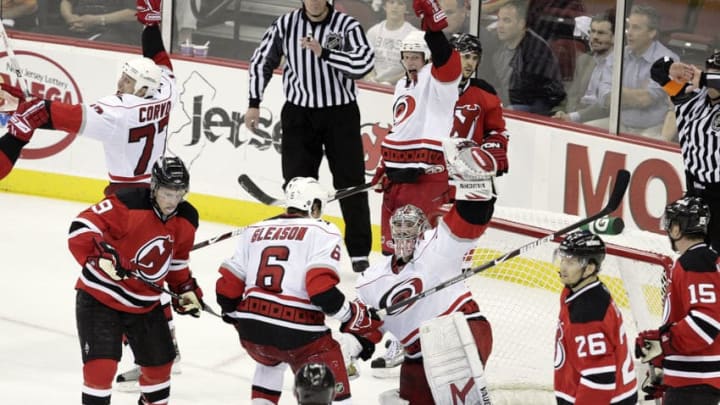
[128,272,222,318]
[191,227,245,251]
[0,22,29,97]
[238,174,373,206]
[381,169,631,316]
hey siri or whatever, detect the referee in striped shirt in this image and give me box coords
[652,52,720,250]
[244,0,375,272]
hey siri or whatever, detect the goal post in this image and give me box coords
[463,208,672,404]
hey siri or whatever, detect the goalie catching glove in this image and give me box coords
[136,0,162,26]
[171,277,205,318]
[413,0,448,32]
[442,137,496,201]
[94,240,136,281]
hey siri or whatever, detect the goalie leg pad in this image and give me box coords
[420,312,492,405]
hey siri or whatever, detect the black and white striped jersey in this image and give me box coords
[248,6,374,109]
[673,75,720,184]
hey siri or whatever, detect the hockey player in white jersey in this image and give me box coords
[8,0,176,197]
[215,177,384,404]
[359,138,497,404]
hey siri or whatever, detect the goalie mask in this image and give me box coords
[294,363,335,405]
[121,57,162,97]
[554,231,606,289]
[285,177,329,218]
[391,204,429,261]
[662,196,710,237]
[151,156,189,220]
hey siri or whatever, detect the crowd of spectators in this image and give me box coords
[3,0,718,142]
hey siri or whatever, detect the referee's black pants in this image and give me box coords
[280,101,371,258]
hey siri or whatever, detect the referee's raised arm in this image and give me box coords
[243,0,375,274]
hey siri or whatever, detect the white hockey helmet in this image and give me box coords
[400,30,430,62]
[285,177,330,218]
[121,57,162,97]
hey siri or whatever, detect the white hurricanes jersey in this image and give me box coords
[356,218,479,357]
[220,215,344,333]
[382,58,460,171]
[81,66,177,184]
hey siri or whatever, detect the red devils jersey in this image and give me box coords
[661,243,720,389]
[381,51,461,172]
[67,188,198,314]
[554,281,638,404]
[451,79,508,145]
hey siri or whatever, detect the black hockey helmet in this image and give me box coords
[707,49,720,70]
[662,196,710,236]
[294,363,335,405]
[151,156,189,191]
[556,230,606,270]
[449,33,482,56]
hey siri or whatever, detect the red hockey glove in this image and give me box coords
[172,277,205,318]
[136,0,162,26]
[94,240,134,281]
[0,83,26,112]
[340,300,384,344]
[481,134,509,176]
[7,99,49,142]
[371,163,391,193]
[413,0,448,31]
[635,328,673,367]
[641,368,668,401]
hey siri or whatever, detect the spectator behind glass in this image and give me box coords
[619,4,678,139]
[174,0,198,46]
[44,0,139,45]
[553,10,615,125]
[334,0,381,28]
[365,0,419,85]
[491,0,565,115]
[1,0,37,30]
[440,0,468,36]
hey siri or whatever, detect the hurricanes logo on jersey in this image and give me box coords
[134,236,174,282]
[392,95,416,127]
[380,277,423,315]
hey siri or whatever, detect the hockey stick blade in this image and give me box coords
[191,227,244,251]
[382,169,630,316]
[238,174,283,206]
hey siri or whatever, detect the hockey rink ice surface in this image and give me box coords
[0,192,399,404]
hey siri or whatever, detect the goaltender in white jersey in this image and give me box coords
[357,138,500,404]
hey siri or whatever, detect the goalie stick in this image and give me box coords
[238,174,373,206]
[0,22,29,97]
[380,169,631,316]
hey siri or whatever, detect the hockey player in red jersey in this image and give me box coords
[215,177,384,404]
[0,97,47,179]
[357,137,497,404]
[554,230,638,405]
[448,33,509,176]
[67,156,206,405]
[635,196,720,404]
[372,0,460,257]
[7,0,176,196]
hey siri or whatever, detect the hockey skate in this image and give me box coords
[370,338,404,378]
[346,357,360,380]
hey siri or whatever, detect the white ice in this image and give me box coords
[0,192,397,404]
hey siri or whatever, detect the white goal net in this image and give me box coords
[463,207,674,405]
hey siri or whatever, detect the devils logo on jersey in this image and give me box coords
[451,103,481,139]
[554,321,566,369]
[380,277,423,315]
[133,235,174,282]
[392,95,416,127]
